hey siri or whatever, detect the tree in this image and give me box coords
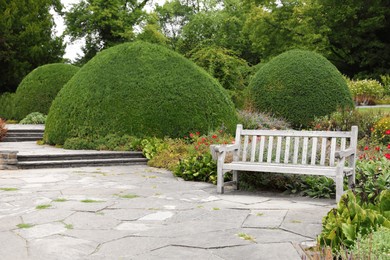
[0,0,65,94]
[65,0,150,64]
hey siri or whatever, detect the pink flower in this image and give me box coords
[386,130,390,135]
[388,144,390,149]
[189,133,194,138]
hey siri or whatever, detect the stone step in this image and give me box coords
[2,137,43,142]
[17,157,148,169]
[17,152,145,162]
[6,129,44,133]
[6,133,43,137]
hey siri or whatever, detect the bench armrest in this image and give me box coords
[213,144,239,153]
[335,148,355,159]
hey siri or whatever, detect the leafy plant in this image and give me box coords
[0,118,7,141]
[380,74,390,96]
[19,112,47,124]
[0,93,15,120]
[174,153,217,183]
[302,176,335,199]
[347,78,384,105]
[318,190,390,253]
[372,116,390,145]
[348,226,390,259]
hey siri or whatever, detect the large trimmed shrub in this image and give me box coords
[13,63,79,120]
[44,42,237,144]
[250,50,354,127]
[0,92,15,120]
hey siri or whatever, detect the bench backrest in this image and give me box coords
[234,124,358,167]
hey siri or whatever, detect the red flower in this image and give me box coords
[196,132,200,136]
[370,127,374,132]
[189,133,194,138]
[364,146,369,151]
[386,130,390,135]
[388,144,390,149]
[212,135,217,139]
[385,153,390,160]
[375,146,380,151]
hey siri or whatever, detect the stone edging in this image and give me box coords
[0,150,18,170]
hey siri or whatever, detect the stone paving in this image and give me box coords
[0,164,335,259]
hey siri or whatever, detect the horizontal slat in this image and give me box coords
[223,162,353,177]
[241,129,352,138]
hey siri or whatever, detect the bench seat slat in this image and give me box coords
[223,162,353,177]
[241,129,353,138]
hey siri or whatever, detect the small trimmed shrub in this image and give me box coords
[0,118,7,141]
[250,50,354,127]
[372,116,390,145]
[312,109,385,139]
[237,110,291,130]
[0,92,15,119]
[13,63,79,120]
[349,227,390,259]
[380,74,390,96]
[347,78,384,105]
[19,112,47,124]
[44,42,237,144]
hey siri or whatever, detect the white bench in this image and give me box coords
[213,124,358,202]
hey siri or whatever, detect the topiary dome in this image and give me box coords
[13,63,79,120]
[44,41,237,144]
[250,50,354,127]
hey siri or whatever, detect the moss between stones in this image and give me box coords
[44,42,237,144]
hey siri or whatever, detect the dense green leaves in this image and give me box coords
[0,0,65,93]
[13,63,79,120]
[44,42,237,144]
[250,49,354,127]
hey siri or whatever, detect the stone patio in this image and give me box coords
[0,163,334,259]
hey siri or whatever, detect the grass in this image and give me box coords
[0,187,18,191]
[17,223,34,229]
[115,193,138,199]
[237,233,256,242]
[64,224,73,229]
[212,207,220,210]
[357,106,390,114]
[256,213,264,217]
[53,198,68,202]
[80,199,105,203]
[36,204,51,210]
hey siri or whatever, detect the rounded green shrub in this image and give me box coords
[44,41,237,144]
[250,50,354,127]
[13,63,79,120]
[0,92,15,120]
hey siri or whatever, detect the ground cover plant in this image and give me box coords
[250,49,354,127]
[12,63,79,120]
[44,41,237,145]
[19,112,47,124]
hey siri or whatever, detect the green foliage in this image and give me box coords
[147,138,189,171]
[380,74,390,96]
[19,112,47,125]
[141,138,167,160]
[319,190,390,253]
[13,64,79,120]
[174,153,217,183]
[188,46,250,91]
[372,116,390,145]
[44,42,237,144]
[349,227,390,260]
[0,92,15,119]
[0,0,65,93]
[302,176,335,199]
[0,118,7,141]
[347,78,384,105]
[250,50,354,127]
[63,134,142,151]
[65,0,150,64]
[237,110,291,130]
[312,109,385,139]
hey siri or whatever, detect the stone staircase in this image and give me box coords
[17,151,148,169]
[1,125,148,169]
[3,128,44,142]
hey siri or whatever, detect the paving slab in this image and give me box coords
[0,159,335,259]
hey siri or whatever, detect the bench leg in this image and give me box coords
[233,170,239,190]
[217,167,224,194]
[335,168,343,203]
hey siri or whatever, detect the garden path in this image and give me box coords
[0,142,335,259]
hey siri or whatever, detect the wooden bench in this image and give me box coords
[213,124,358,202]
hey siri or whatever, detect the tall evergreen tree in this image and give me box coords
[0,0,65,93]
